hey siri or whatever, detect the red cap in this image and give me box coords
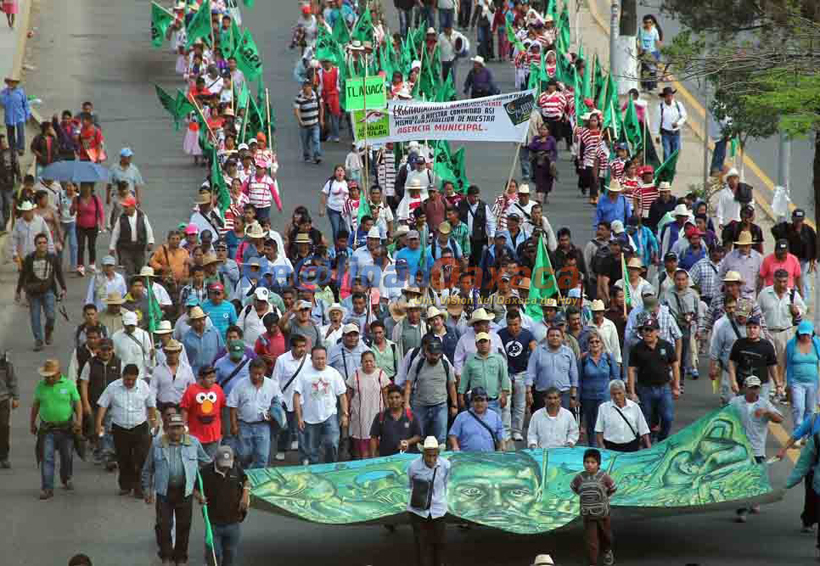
[301,5,311,14]
[208,282,224,292]
[122,196,137,207]
[640,165,654,175]
[583,98,594,108]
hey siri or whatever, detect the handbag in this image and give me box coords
[410,466,438,510]
[612,405,639,440]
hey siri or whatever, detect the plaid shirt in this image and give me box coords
[625,304,683,346]
[449,221,471,257]
[688,257,721,301]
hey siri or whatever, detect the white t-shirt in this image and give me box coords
[294,365,346,424]
[322,179,349,212]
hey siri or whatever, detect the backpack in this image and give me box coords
[577,471,610,518]
[379,407,414,424]
[411,354,451,391]
[734,182,753,205]
[590,241,611,277]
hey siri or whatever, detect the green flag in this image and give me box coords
[221,18,242,58]
[197,472,216,550]
[620,255,632,307]
[595,72,609,111]
[451,147,469,193]
[236,80,250,116]
[601,75,621,137]
[357,194,372,228]
[433,141,457,187]
[351,8,374,43]
[211,147,231,215]
[332,12,351,45]
[243,0,254,6]
[144,276,164,333]
[525,234,561,322]
[573,68,584,123]
[546,0,558,20]
[623,97,643,153]
[234,29,263,81]
[151,2,174,49]
[644,132,662,170]
[653,148,680,185]
[582,53,593,100]
[528,63,541,91]
[434,71,456,102]
[557,5,571,52]
[155,84,177,118]
[506,24,525,53]
[593,54,604,102]
[185,0,211,48]
[173,90,195,131]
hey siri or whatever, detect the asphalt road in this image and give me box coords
[0,1,814,565]
[636,5,815,215]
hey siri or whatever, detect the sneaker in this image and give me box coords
[39,489,54,500]
[736,509,748,523]
[301,459,310,466]
[106,461,118,472]
[602,550,615,566]
[87,263,96,273]
[275,452,285,461]
[290,440,299,451]
[691,370,700,380]
[512,432,524,441]
[45,329,53,345]
[33,340,44,352]
[314,157,322,164]
[801,525,814,533]
[76,265,85,276]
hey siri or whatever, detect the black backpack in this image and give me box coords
[735,182,753,205]
[590,241,611,277]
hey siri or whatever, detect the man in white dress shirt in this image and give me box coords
[111,311,153,380]
[527,387,579,449]
[652,86,687,161]
[271,334,308,461]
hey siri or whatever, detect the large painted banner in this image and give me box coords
[248,407,782,534]
[352,90,537,144]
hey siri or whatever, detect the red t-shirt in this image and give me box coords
[254,331,288,373]
[759,253,802,288]
[180,383,226,444]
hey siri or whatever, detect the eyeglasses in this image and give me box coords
[588,339,601,344]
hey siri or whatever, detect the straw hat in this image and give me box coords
[422,436,440,451]
[590,299,606,312]
[445,297,464,317]
[627,257,643,269]
[468,308,495,325]
[138,266,156,278]
[607,181,623,192]
[154,320,174,335]
[471,55,485,66]
[295,233,311,244]
[163,339,183,352]
[438,221,452,235]
[734,231,754,246]
[104,291,126,305]
[658,181,672,191]
[245,222,266,239]
[202,253,221,266]
[388,300,407,320]
[722,270,745,283]
[531,555,555,566]
[426,306,445,320]
[188,306,207,320]
[37,359,61,377]
[518,184,531,194]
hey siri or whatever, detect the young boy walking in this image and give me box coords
[570,448,617,566]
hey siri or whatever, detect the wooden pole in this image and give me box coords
[265,87,273,153]
[188,93,215,139]
[505,142,522,199]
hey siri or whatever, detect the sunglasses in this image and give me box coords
[473,397,487,402]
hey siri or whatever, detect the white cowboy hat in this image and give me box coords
[726,167,740,178]
[422,436,440,451]
[245,222,266,239]
[17,201,35,211]
[471,55,485,65]
[138,266,156,278]
[673,204,690,217]
[590,299,606,311]
[658,181,672,191]
[531,555,555,566]
[426,306,444,320]
[722,270,745,283]
[154,320,173,334]
[518,184,531,194]
[468,308,495,325]
[349,40,364,51]
[607,181,623,193]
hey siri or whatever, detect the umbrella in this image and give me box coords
[40,160,109,183]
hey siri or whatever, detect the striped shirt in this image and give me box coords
[294,91,320,127]
[620,177,639,199]
[576,127,602,167]
[224,193,250,233]
[609,157,626,181]
[377,151,396,196]
[243,175,276,209]
[538,91,566,120]
[596,144,610,177]
[515,51,541,70]
[635,183,658,216]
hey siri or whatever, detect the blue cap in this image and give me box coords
[798,321,815,336]
[120,147,134,158]
[470,386,488,400]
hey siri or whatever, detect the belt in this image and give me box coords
[240,420,266,425]
[770,327,793,333]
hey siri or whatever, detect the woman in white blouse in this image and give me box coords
[594,380,651,452]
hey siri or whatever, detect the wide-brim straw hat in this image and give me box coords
[468,308,495,325]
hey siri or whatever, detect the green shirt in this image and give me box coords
[370,339,399,379]
[449,221,471,256]
[458,353,511,398]
[34,376,79,424]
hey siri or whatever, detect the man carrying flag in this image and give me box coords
[195,445,249,566]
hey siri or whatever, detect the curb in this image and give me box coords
[584,0,809,229]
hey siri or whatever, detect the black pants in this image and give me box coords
[803,471,817,529]
[604,438,641,452]
[409,512,446,566]
[457,0,471,28]
[0,399,10,461]
[155,485,194,563]
[76,226,98,266]
[116,245,146,277]
[468,239,483,268]
[112,422,151,492]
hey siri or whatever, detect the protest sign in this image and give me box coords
[344,76,387,111]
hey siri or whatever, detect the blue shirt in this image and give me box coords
[678,246,706,271]
[793,413,820,441]
[214,354,252,397]
[395,246,434,279]
[407,456,451,519]
[498,327,534,374]
[1,86,31,125]
[526,344,579,391]
[594,195,633,230]
[182,326,225,377]
[631,226,659,267]
[201,300,238,339]
[448,409,503,452]
[578,352,619,400]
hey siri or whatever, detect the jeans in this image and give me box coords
[254,206,271,224]
[209,522,241,566]
[438,8,454,30]
[61,221,78,270]
[326,207,343,242]
[790,382,819,434]
[327,111,340,141]
[711,138,728,175]
[661,130,681,162]
[800,260,812,304]
[504,374,527,436]
[398,8,412,37]
[637,384,674,441]
[6,122,25,153]
[28,290,56,343]
[418,5,435,28]
[299,124,321,161]
[276,409,298,452]
[238,421,270,469]
[458,0,471,28]
[0,189,13,229]
[581,398,605,447]
[680,329,694,378]
[300,416,340,465]
[519,145,531,179]
[41,428,73,490]
[442,60,456,86]
[156,486,193,563]
[411,401,448,445]
[93,411,116,463]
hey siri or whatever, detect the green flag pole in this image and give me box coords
[197,472,218,566]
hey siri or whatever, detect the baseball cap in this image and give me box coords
[775,239,789,252]
[208,282,224,292]
[215,445,234,467]
[122,311,138,326]
[342,323,360,335]
[744,375,762,388]
[663,252,678,262]
[185,295,200,307]
[793,208,806,219]
[641,318,659,331]
[407,230,420,240]
[119,147,134,158]
[101,255,116,266]
[747,315,762,326]
[642,294,659,309]
[254,287,270,301]
[167,414,185,427]
[471,386,488,399]
[297,300,312,310]
[427,339,443,354]
[475,332,491,342]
